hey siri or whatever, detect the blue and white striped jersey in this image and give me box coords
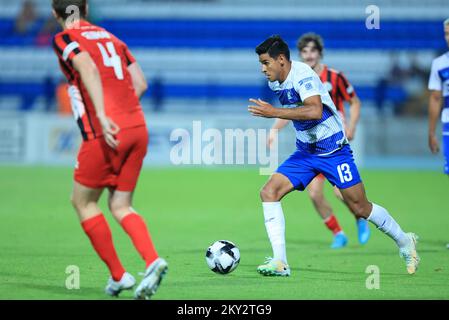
[428,52,449,133]
[269,60,348,155]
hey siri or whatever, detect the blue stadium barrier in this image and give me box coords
[0,19,446,49]
[0,81,406,110]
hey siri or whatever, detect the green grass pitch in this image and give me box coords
[0,166,448,299]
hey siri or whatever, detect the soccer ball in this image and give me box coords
[205,240,240,274]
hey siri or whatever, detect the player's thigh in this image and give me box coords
[339,182,372,218]
[71,181,104,221]
[115,126,148,192]
[276,151,317,191]
[75,138,116,190]
[333,186,344,201]
[71,181,103,206]
[307,175,326,199]
[319,145,362,190]
[260,173,295,201]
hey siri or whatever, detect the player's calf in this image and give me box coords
[340,185,372,219]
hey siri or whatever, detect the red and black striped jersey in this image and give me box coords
[52,20,145,141]
[319,65,356,122]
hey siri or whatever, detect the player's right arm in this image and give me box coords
[267,119,289,148]
[72,52,119,149]
[428,90,442,154]
[428,59,443,154]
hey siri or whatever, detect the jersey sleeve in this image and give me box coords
[294,72,321,102]
[337,72,356,101]
[428,60,442,91]
[114,37,136,66]
[52,33,84,64]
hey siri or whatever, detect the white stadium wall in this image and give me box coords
[0,112,443,171]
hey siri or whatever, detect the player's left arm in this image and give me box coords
[128,62,148,99]
[346,95,361,141]
[120,39,148,99]
[428,90,442,154]
[427,60,443,154]
[248,95,323,121]
[338,73,360,141]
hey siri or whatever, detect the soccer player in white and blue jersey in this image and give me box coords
[248,35,419,276]
[428,19,449,176]
[428,19,449,249]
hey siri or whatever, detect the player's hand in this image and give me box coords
[345,127,356,141]
[428,134,440,154]
[248,99,278,118]
[99,116,120,149]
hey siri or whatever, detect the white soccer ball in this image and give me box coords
[205,240,240,274]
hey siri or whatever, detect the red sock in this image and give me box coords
[81,214,126,281]
[324,214,343,235]
[121,213,159,267]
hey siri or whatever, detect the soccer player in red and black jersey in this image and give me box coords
[51,0,167,299]
[268,33,370,249]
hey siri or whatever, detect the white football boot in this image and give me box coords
[257,257,291,277]
[399,233,420,275]
[105,272,136,297]
[134,258,168,300]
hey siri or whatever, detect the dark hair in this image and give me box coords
[255,35,290,61]
[297,33,324,56]
[52,0,87,20]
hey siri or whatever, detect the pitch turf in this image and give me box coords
[0,166,448,300]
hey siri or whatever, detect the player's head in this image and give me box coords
[297,33,324,69]
[444,18,449,48]
[52,0,88,23]
[255,35,291,82]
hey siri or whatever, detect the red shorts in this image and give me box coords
[74,125,148,192]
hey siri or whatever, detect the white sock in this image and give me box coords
[367,203,409,248]
[262,202,287,263]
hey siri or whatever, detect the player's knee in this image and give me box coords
[260,185,282,202]
[108,198,129,217]
[70,194,82,211]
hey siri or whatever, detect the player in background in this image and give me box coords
[249,35,419,276]
[51,0,167,299]
[267,33,369,249]
[428,18,449,249]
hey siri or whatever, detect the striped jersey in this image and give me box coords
[319,65,356,123]
[428,52,449,133]
[52,20,145,141]
[269,60,347,155]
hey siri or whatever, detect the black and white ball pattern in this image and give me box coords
[205,240,240,274]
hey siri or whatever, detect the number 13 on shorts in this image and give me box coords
[337,163,353,184]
